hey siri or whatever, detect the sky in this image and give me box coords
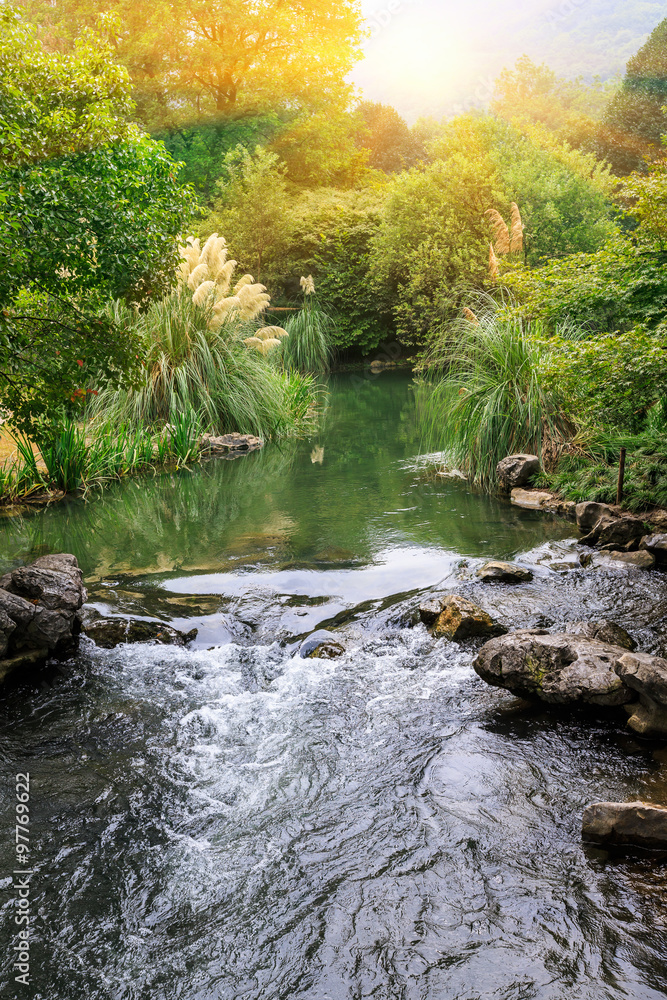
[350,0,662,121]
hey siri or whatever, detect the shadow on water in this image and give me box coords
[1,373,667,999]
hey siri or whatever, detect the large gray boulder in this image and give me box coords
[0,554,87,685]
[615,651,667,736]
[575,501,615,532]
[566,620,636,650]
[497,454,540,492]
[582,801,667,849]
[473,629,633,706]
[580,513,646,550]
[642,533,667,562]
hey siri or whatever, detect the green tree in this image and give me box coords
[0,6,197,437]
[599,17,667,174]
[356,101,421,173]
[206,146,294,286]
[18,0,364,132]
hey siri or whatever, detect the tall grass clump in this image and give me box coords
[279,276,334,373]
[92,235,317,437]
[417,300,574,488]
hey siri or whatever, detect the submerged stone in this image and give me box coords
[299,630,345,659]
[582,801,667,849]
[83,617,198,649]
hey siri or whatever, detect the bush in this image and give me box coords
[540,328,667,432]
[417,303,572,487]
[280,283,334,372]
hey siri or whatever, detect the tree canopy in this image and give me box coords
[18,0,365,131]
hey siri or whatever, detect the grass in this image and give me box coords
[0,412,209,503]
[416,303,573,488]
[280,295,335,373]
[91,293,317,438]
[538,421,667,512]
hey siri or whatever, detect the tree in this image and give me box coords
[206,146,294,286]
[599,18,667,174]
[0,6,198,437]
[17,0,365,131]
[492,56,615,152]
[356,101,421,173]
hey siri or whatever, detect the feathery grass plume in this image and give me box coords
[192,280,216,308]
[416,297,573,489]
[488,244,499,280]
[91,292,315,438]
[187,262,208,290]
[300,275,316,295]
[485,208,510,255]
[510,203,524,253]
[462,307,479,325]
[255,326,289,341]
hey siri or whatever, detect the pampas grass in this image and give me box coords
[510,202,524,253]
[279,279,334,373]
[488,244,499,280]
[485,208,510,254]
[417,299,573,488]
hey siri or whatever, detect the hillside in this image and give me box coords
[353,0,666,121]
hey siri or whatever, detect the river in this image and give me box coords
[1,371,667,999]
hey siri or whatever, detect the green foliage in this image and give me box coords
[167,408,202,466]
[356,101,422,173]
[542,425,667,512]
[205,146,294,287]
[540,329,667,432]
[0,5,134,167]
[489,121,616,263]
[91,293,316,437]
[162,115,283,200]
[0,6,198,437]
[280,292,334,373]
[288,186,391,353]
[417,305,571,488]
[599,17,667,174]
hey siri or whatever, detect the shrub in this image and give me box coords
[279,279,334,372]
[417,302,572,487]
[540,328,667,432]
[92,235,317,437]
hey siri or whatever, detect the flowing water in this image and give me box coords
[1,371,667,1000]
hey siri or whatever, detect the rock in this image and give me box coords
[477,561,533,584]
[419,597,447,627]
[497,454,540,492]
[550,561,581,572]
[4,564,86,611]
[510,488,555,509]
[566,621,636,651]
[642,533,667,561]
[299,629,345,659]
[615,651,667,736]
[605,550,655,569]
[580,513,646,550]
[83,617,198,649]
[0,553,86,685]
[575,501,615,532]
[590,550,656,571]
[582,801,667,849]
[200,433,263,457]
[473,630,633,706]
[645,510,667,532]
[432,595,507,642]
